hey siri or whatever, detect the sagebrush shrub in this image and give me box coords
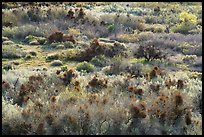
[134,44,166,61]
[76,61,94,73]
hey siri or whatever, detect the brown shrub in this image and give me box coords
[60,69,76,86]
[165,78,176,89]
[88,74,108,88]
[174,92,183,107]
[150,66,165,79]
[67,9,75,19]
[177,79,184,89]
[48,31,63,43]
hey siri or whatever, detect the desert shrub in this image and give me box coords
[81,26,100,39]
[2,2,19,9]
[27,7,43,22]
[50,60,63,66]
[48,31,64,43]
[74,39,102,61]
[90,55,108,67]
[87,74,108,90]
[2,27,16,39]
[2,11,18,27]
[60,66,68,72]
[106,55,131,75]
[2,2,202,135]
[59,69,77,86]
[137,31,154,41]
[172,12,197,34]
[2,44,26,59]
[128,63,144,78]
[24,35,46,45]
[2,67,202,135]
[144,16,158,24]
[107,24,116,33]
[47,31,76,44]
[134,44,166,61]
[116,33,139,43]
[106,41,127,57]
[144,24,166,33]
[2,25,44,40]
[46,53,60,62]
[62,34,76,44]
[68,27,81,36]
[76,61,94,73]
[182,55,197,64]
[76,39,127,61]
[64,49,81,61]
[64,41,75,48]
[177,42,202,56]
[36,37,47,45]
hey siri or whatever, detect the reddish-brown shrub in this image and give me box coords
[48,31,63,43]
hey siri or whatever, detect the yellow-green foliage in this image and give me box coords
[76,61,94,73]
[172,12,197,34]
[116,33,139,43]
[68,27,81,36]
[179,12,197,25]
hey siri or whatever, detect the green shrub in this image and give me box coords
[64,49,81,61]
[64,41,74,48]
[61,66,68,71]
[46,53,60,62]
[107,24,116,33]
[144,24,165,33]
[76,61,94,73]
[50,60,63,66]
[2,25,44,40]
[25,35,46,45]
[2,45,25,59]
[37,37,47,45]
[90,55,107,67]
[172,12,197,34]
